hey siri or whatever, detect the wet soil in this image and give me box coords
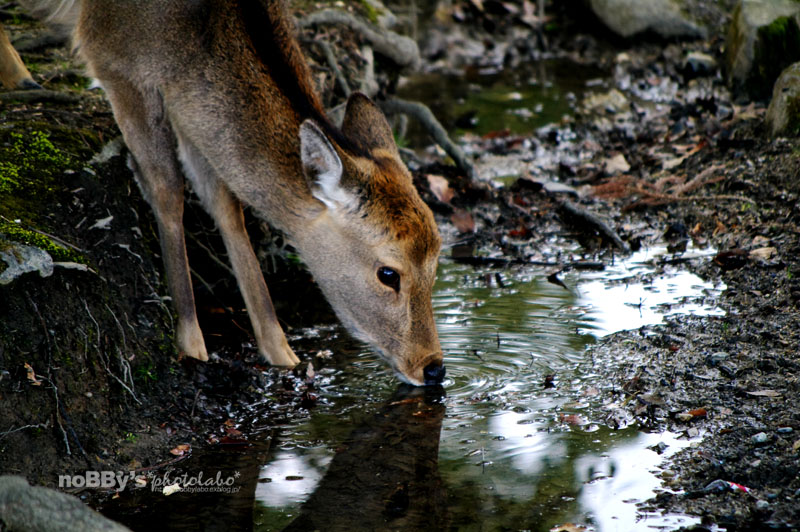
[1,1,799,531]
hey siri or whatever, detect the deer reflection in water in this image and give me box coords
[284,385,447,531]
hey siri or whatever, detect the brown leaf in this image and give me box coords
[426,174,455,204]
[169,443,191,456]
[559,414,586,426]
[450,209,475,233]
[24,362,42,386]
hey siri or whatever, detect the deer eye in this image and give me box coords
[377,266,400,292]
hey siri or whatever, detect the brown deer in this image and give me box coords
[10,0,445,386]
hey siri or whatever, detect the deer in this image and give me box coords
[7,0,446,386]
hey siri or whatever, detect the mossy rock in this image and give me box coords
[765,61,800,136]
[725,0,800,101]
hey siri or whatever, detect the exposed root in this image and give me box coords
[297,9,420,70]
[379,98,478,181]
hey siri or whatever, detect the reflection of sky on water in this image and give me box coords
[256,246,723,531]
[577,246,725,337]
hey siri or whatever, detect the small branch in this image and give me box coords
[379,98,478,181]
[556,199,630,252]
[297,9,420,70]
[0,422,50,440]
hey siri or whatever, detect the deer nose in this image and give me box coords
[423,361,446,386]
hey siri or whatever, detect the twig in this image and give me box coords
[379,98,478,181]
[0,215,85,253]
[556,199,630,252]
[0,422,50,440]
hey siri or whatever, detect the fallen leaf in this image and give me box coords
[224,426,243,437]
[169,443,191,456]
[749,247,777,260]
[450,209,475,233]
[306,361,315,381]
[559,414,586,426]
[746,390,781,398]
[603,153,630,174]
[426,174,455,204]
[24,362,42,386]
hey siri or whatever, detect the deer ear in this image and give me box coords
[300,120,354,209]
[341,92,399,157]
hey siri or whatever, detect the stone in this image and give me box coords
[765,62,800,136]
[0,476,131,532]
[725,0,800,101]
[589,0,707,39]
[0,242,54,285]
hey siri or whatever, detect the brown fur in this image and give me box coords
[0,25,39,89]
[12,0,442,384]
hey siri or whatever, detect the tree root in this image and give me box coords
[379,98,478,181]
[297,9,420,70]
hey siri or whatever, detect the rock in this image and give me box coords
[0,476,131,532]
[751,431,769,444]
[684,51,717,76]
[0,242,54,285]
[582,88,630,114]
[725,0,800,101]
[765,62,800,136]
[589,0,707,39]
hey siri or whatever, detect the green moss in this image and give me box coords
[0,223,85,263]
[753,16,800,100]
[358,0,380,23]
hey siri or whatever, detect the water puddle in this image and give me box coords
[397,59,605,140]
[249,247,724,531]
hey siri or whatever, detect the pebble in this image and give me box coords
[777,427,793,434]
[661,469,676,479]
[751,432,769,444]
[755,499,770,511]
[709,351,730,363]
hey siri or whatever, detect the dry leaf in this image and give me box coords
[169,443,191,456]
[450,209,475,233]
[749,247,777,260]
[603,153,630,174]
[24,362,42,386]
[426,174,455,204]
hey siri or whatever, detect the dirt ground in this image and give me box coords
[1,1,799,531]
